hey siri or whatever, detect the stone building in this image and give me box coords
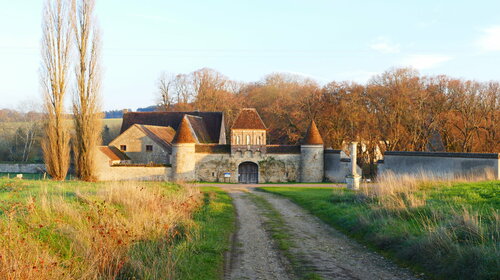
[96,108,357,182]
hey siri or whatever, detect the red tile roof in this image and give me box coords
[99,146,130,161]
[303,120,323,145]
[231,108,267,130]
[136,125,176,152]
[120,111,224,144]
[172,116,196,144]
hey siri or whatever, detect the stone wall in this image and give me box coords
[95,148,170,181]
[0,164,45,174]
[95,165,170,181]
[172,143,196,181]
[110,127,170,164]
[324,150,362,182]
[378,151,500,179]
[194,151,300,183]
[300,145,324,182]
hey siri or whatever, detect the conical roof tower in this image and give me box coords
[302,120,323,145]
[172,115,196,144]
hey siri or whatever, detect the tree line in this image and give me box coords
[156,67,500,170]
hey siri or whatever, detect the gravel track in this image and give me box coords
[226,191,291,280]
[225,186,418,280]
[254,190,418,280]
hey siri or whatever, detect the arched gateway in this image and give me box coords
[238,162,258,184]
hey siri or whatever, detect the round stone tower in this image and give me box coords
[171,115,196,182]
[300,120,324,182]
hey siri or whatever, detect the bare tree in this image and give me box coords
[17,101,42,162]
[174,73,193,105]
[73,0,102,181]
[40,0,74,180]
[157,72,174,111]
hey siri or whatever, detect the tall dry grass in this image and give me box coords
[360,169,498,210]
[0,182,201,279]
[356,171,499,279]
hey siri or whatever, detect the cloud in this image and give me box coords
[370,37,400,54]
[477,25,500,51]
[400,54,452,70]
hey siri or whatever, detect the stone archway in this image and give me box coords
[238,161,258,184]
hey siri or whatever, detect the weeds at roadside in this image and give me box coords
[0,180,202,279]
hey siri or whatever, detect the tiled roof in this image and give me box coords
[172,116,196,144]
[120,111,223,144]
[99,146,130,161]
[303,120,323,145]
[267,145,301,154]
[195,144,231,154]
[231,108,267,130]
[136,125,176,152]
[186,115,212,143]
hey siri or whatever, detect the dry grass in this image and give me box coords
[261,176,499,279]
[361,170,498,210]
[0,181,201,279]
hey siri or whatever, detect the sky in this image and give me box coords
[1,0,500,111]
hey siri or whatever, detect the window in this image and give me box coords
[246,135,250,145]
[212,172,215,177]
[257,136,261,145]
[236,135,240,145]
[120,145,127,151]
[146,145,153,152]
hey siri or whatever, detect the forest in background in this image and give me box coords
[156,67,499,163]
[1,67,499,167]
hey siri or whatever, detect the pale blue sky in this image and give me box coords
[1,0,499,110]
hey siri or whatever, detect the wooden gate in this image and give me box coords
[238,162,258,184]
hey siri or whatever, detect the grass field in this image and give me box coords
[259,179,500,280]
[0,118,122,134]
[0,179,234,280]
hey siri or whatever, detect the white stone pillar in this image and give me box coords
[346,142,361,190]
[350,142,358,176]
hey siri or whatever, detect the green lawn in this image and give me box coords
[258,181,500,280]
[172,187,235,279]
[0,179,235,279]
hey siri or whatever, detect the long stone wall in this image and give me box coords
[194,151,301,183]
[378,151,500,179]
[324,150,362,182]
[95,165,170,181]
[95,148,171,181]
[0,164,45,174]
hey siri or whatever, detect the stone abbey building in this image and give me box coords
[96,108,356,182]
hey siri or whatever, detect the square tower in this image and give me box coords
[231,108,267,154]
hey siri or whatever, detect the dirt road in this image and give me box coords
[224,186,418,280]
